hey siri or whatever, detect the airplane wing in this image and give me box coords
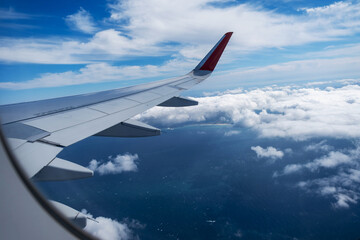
[0,32,233,227]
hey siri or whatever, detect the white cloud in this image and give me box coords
[0,28,170,64]
[137,84,360,140]
[0,58,194,89]
[284,148,293,154]
[0,8,38,30]
[283,164,303,175]
[109,0,360,50]
[302,1,352,15]
[333,193,357,209]
[283,139,360,175]
[1,1,360,88]
[348,169,360,183]
[251,146,284,160]
[297,175,360,209]
[1,1,360,64]
[213,56,360,90]
[82,209,143,240]
[65,8,98,34]
[224,130,241,136]
[304,140,333,152]
[307,151,352,170]
[88,153,139,175]
[1,49,360,89]
[320,186,337,195]
[280,149,355,176]
[137,82,360,209]
[1,47,360,89]
[283,143,360,209]
[296,43,360,60]
[0,7,31,20]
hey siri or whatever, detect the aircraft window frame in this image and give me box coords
[0,126,95,240]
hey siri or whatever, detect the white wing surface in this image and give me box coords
[0,32,233,227]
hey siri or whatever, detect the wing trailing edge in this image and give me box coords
[158,96,198,107]
[33,158,93,181]
[95,119,160,138]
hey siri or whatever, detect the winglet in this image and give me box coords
[194,32,233,74]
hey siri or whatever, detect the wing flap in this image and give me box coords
[2,122,50,142]
[95,119,160,137]
[33,158,93,181]
[158,96,198,107]
[13,141,63,178]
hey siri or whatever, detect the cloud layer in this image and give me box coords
[0,58,195,89]
[282,151,353,175]
[299,168,360,209]
[1,1,360,64]
[1,54,360,90]
[273,141,360,209]
[1,1,360,89]
[88,153,139,175]
[304,140,334,152]
[109,0,360,50]
[137,83,360,140]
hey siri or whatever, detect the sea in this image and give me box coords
[36,124,360,240]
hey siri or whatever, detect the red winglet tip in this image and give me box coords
[198,32,233,71]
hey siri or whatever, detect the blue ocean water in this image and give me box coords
[37,125,360,240]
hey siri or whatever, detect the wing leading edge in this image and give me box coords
[0,32,233,228]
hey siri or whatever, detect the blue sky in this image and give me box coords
[0,0,360,103]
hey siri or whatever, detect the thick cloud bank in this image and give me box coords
[88,153,139,175]
[82,210,144,240]
[137,83,360,140]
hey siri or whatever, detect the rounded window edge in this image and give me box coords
[0,125,96,240]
